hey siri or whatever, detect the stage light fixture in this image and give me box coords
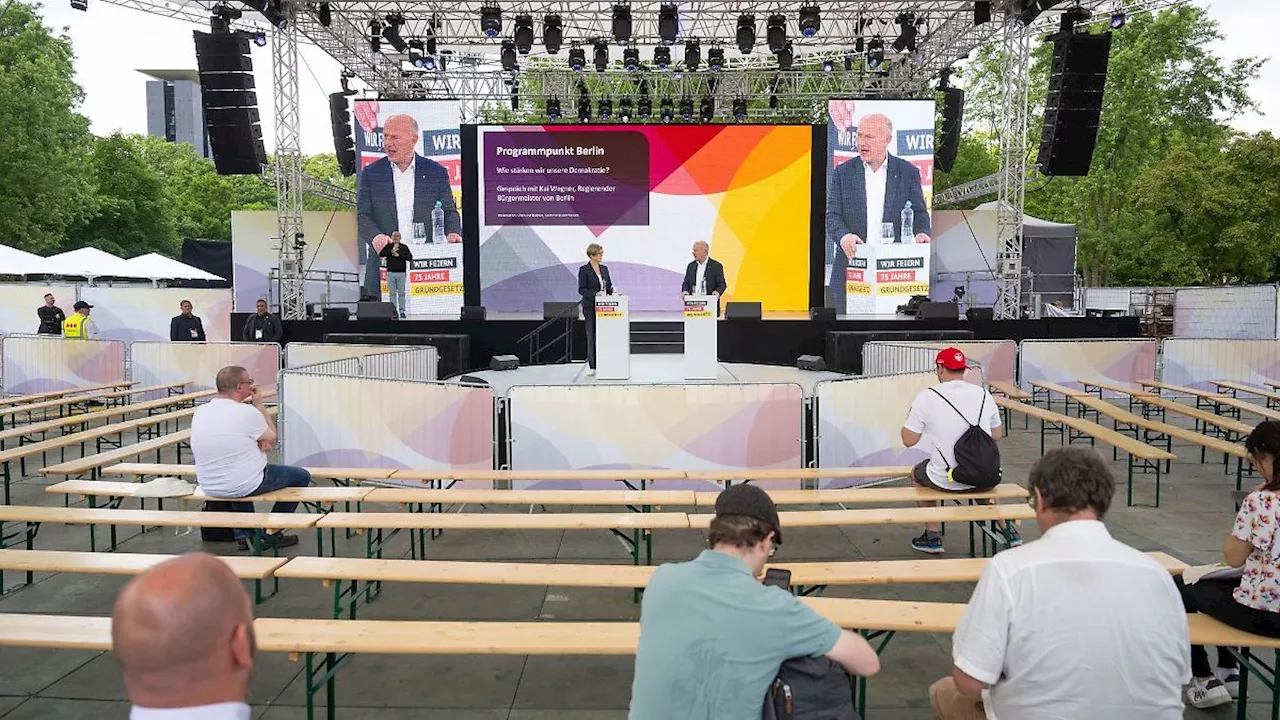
[766,13,786,54]
[1058,6,1091,32]
[480,3,501,37]
[317,1,330,26]
[578,93,592,122]
[892,12,918,53]
[679,95,693,121]
[425,31,437,55]
[658,3,678,44]
[1015,0,1064,28]
[974,0,991,25]
[599,98,613,120]
[593,38,609,71]
[660,98,674,122]
[568,44,586,72]
[619,97,632,122]
[210,3,240,33]
[736,14,755,54]
[612,3,632,43]
[252,31,267,46]
[707,46,724,72]
[798,4,820,36]
[514,13,534,54]
[510,79,519,110]
[638,95,652,119]
[1110,10,1127,27]
[623,46,640,72]
[822,58,833,72]
[699,96,714,122]
[867,36,885,68]
[501,40,517,70]
[547,96,561,120]
[732,98,747,122]
[543,13,563,53]
[71,0,87,11]
[421,52,437,70]
[242,0,286,29]
[369,19,382,51]
[653,46,671,69]
[776,41,793,70]
[382,14,408,53]
[408,38,425,66]
[684,37,701,71]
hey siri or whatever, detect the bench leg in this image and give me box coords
[1126,455,1135,508]
[304,650,347,720]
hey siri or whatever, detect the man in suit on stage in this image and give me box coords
[826,113,932,314]
[681,240,727,315]
[356,113,461,299]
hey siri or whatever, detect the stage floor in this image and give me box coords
[449,356,846,395]
[403,310,906,322]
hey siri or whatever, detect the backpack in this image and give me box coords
[929,388,1002,489]
[762,656,860,720]
[199,500,238,542]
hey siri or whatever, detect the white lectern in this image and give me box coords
[844,242,932,315]
[594,295,630,380]
[683,296,718,380]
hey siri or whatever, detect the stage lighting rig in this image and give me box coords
[707,46,724,72]
[624,46,640,72]
[661,98,674,123]
[210,3,240,33]
[732,98,747,122]
[479,3,501,37]
[241,0,286,29]
[736,14,755,54]
[599,99,613,120]
[408,39,425,66]
[501,40,517,71]
[653,46,671,69]
[578,92,592,122]
[798,4,820,36]
[1059,6,1091,32]
[776,41,793,70]
[369,18,382,51]
[822,58,834,72]
[658,3,678,44]
[867,36,885,68]
[612,3,632,43]
[766,13,786,54]
[569,43,586,72]
[892,12,919,53]
[514,13,534,54]
[593,38,609,71]
[638,94,652,119]
[700,96,714,122]
[382,14,408,54]
[544,13,563,53]
[680,96,693,121]
[684,38,701,71]
[619,97,633,122]
[1110,9,1127,27]
[547,97,561,120]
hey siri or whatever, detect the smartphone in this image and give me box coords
[763,567,792,590]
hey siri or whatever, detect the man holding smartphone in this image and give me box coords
[379,231,414,319]
[629,484,881,719]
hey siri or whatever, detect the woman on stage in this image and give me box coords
[577,243,614,377]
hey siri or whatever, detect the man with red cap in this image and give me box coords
[900,347,1014,554]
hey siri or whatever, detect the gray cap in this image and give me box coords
[714,484,782,544]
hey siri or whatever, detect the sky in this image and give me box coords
[35,0,1279,155]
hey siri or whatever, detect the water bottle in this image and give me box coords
[900,201,915,244]
[431,201,446,244]
[699,277,706,296]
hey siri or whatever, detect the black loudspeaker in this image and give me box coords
[329,93,356,177]
[544,301,580,319]
[917,302,959,320]
[966,307,995,322]
[797,355,827,371]
[193,31,266,176]
[810,306,836,322]
[357,301,398,319]
[725,302,762,320]
[321,307,351,321]
[936,87,964,173]
[1036,31,1112,177]
[490,355,520,371]
[461,306,487,321]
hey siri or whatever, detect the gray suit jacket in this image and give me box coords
[826,154,931,248]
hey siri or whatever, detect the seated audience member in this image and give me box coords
[901,347,1017,553]
[1176,419,1280,709]
[629,484,880,720]
[190,366,311,550]
[112,553,255,719]
[930,447,1190,720]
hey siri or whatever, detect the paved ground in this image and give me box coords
[0,399,1268,719]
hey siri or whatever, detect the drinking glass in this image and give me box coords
[880,222,895,245]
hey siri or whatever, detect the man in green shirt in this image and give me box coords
[629,484,880,719]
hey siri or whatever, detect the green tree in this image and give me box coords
[72,133,177,258]
[0,1,95,253]
[133,135,239,241]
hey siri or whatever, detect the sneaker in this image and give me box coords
[910,531,945,555]
[1003,524,1024,548]
[1185,677,1232,709]
[1215,666,1240,699]
[586,368,596,376]
[398,312,406,319]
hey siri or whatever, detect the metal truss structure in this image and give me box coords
[992,15,1031,320]
[272,6,309,320]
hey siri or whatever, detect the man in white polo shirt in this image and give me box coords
[901,347,1013,554]
[929,447,1190,720]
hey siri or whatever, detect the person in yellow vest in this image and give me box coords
[62,301,98,339]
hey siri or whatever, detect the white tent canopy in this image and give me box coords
[124,253,225,281]
[972,201,1077,231]
[45,247,144,279]
[0,244,56,275]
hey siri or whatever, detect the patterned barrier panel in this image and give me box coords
[1018,339,1157,397]
[279,370,493,474]
[78,287,233,343]
[506,383,804,490]
[284,342,401,369]
[862,340,1011,383]
[129,342,281,398]
[0,284,79,337]
[0,335,126,394]
[1161,339,1280,392]
[1173,286,1278,340]
[815,371,936,488]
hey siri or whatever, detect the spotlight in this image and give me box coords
[71,0,87,11]
[421,53,437,70]
[599,98,612,120]
[425,31,436,55]
[317,1,330,26]
[252,31,267,46]
[654,46,671,69]
[369,18,382,52]
[612,3,632,43]
[684,37,701,71]
[1058,6,1091,32]
[547,96,561,120]
[578,93,592,122]
[408,38,425,66]
[480,3,501,37]
[798,4,820,36]
[707,46,724,72]
[679,95,693,121]
[736,14,755,54]
[514,13,534,54]
[732,98,747,122]
[974,0,991,25]
[766,13,786,54]
[638,94,652,119]
[776,41,793,70]
[892,12,918,53]
[569,44,586,72]
[242,0,286,29]
[658,3,678,44]
[501,40,517,71]
[210,3,240,33]
[619,97,632,122]
[593,38,609,71]
[699,95,714,122]
[822,58,833,72]
[382,14,408,54]
[623,46,640,72]
[544,13,563,53]
[661,98,674,122]
[867,36,884,68]
[1110,10,1126,28]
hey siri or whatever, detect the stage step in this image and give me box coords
[631,321,683,355]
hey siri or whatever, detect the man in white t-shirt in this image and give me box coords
[190,366,312,550]
[901,347,1012,554]
[929,447,1190,720]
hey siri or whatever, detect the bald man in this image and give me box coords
[113,553,255,718]
[355,112,462,299]
[826,113,932,314]
[680,240,727,316]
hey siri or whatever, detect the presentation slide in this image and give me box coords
[824,99,935,315]
[478,125,811,313]
[353,99,464,316]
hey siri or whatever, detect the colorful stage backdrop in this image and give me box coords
[77,287,232,343]
[231,211,359,312]
[1,335,125,394]
[478,125,812,313]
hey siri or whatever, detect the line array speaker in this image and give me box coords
[935,87,964,173]
[329,93,356,176]
[194,31,267,176]
[1036,31,1112,177]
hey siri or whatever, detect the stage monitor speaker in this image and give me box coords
[459,375,490,386]
[935,87,964,173]
[329,92,356,177]
[543,301,580,320]
[490,354,520,371]
[810,306,836,322]
[358,301,398,319]
[965,307,995,322]
[1036,31,1112,177]
[193,31,266,176]
[797,355,827,372]
[461,305,487,321]
[725,302,762,320]
[917,302,959,320]
[321,307,350,322]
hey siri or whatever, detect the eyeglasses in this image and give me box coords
[767,536,778,558]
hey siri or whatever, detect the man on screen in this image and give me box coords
[680,241,727,314]
[356,113,461,299]
[826,113,932,314]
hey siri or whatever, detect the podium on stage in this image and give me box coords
[844,242,932,315]
[683,295,717,380]
[594,295,630,380]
